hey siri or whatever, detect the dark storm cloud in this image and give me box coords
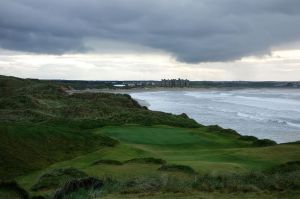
[1,0,300,62]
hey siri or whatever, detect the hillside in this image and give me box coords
[0,75,299,199]
[0,76,199,179]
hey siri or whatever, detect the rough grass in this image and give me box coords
[48,169,300,198]
[99,191,300,199]
[0,75,199,128]
[31,168,88,191]
[53,177,103,199]
[158,164,196,174]
[266,161,300,174]
[0,122,117,180]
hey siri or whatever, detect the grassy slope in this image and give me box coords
[0,75,198,180]
[1,75,300,198]
[0,122,117,179]
[16,125,300,197]
[0,75,199,127]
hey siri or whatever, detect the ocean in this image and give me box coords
[130,89,300,143]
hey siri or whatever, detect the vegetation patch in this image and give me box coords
[124,157,166,165]
[60,170,300,197]
[31,168,88,191]
[206,125,240,137]
[238,135,259,142]
[92,159,123,166]
[158,164,196,174]
[193,171,300,192]
[0,122,117,180]
[266,161,300,174]
[53,177,103,199]
[252,139,277,147]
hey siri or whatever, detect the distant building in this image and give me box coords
[127,83,136,87]
[113,84,126,88]
[161,78,189,87]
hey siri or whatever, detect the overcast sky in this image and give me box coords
[1,0,300,80]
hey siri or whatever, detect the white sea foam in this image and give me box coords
[131,89,300,143]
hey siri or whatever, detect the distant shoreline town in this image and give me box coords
[114,79,190,88]
[14,75,300,89]
[51,78,300,89]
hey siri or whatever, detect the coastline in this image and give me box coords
[67,87,300,143]
[67,86,300,95]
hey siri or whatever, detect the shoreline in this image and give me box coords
[67,87,298,95]
[67,87,300,144]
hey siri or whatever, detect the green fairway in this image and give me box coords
[16,125,300,198]
[97,125,300,172]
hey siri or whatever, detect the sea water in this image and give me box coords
[130,89,300,143]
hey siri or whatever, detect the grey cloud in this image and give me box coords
[0,0,300,62]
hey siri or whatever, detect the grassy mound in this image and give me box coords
[31,168,88,191]
[124,158,166,165]
[0,75,199,128]
[158,164,196,174]
[92,160,124,166]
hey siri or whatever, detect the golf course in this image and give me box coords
[0,75,299,199]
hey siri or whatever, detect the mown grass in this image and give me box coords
[15,125,300,198]
[97,125,300,172]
